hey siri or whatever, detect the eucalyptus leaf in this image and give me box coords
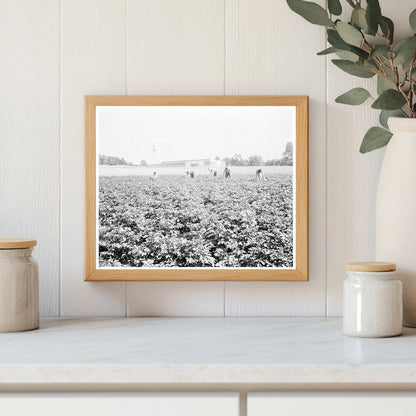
[393,36,416,67]
[410,9,416,32]
[351,7,369,32]
[317,46,358,61]
[372,89,406,110]
[327,29,368,59]
[363,59,379,71]
[287,0,334,27]
[366,0,382,34]
[379,110,402,129]
[372,45,391,58]
[335,50,359,62]
[351,46,369,60]
[360,127,392,153]
[394,36,416,51]
[335,88,371,105]
[317,46,338,55]
[328,0,342,16]
[332,59,375,78]
[336,21,363,47]
[378,67,404,87]
[345,0,355,7]
[380,16,394,43]
[327,29,351,49]
[377,76,392,94]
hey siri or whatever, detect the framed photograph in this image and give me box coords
[85,96,308,281]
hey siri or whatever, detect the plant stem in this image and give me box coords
[408,57,416,117]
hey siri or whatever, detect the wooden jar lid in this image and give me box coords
[346,261,396,272]
[0,239,37,249]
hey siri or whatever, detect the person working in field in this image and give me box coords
[223,166,232,179]
[255,169,264,181]
[150,171,158,180]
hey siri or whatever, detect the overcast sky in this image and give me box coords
[97,106,295,165]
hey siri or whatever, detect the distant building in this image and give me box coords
[159,158,225,169]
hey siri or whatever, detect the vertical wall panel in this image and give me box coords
[3,0,412,316]
[326,0,415,316]
[0,0,60,317]
[126,0,226,316]
[224,0,327,315]
[127,0,226,95]
[61,0,127,316]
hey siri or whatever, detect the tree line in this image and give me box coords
[222,142,293,166]
[99,155,134,166]
[99,141,293,167]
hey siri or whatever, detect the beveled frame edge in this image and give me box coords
[85,96,309,282]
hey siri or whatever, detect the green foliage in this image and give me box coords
[372,89,407,110]
[336,21,363,47]
[99,174,294,267]
[410,9,416,32]
[366,0,382,34]
[327,29,368,59]
[319,44,360,61]
[380,16,394,44]
[317,46,337,55]
[287,0,334,27]
[332,59,375,78]
[377,75,392,94]
[360,127,392,153]
[336,50,359,62]
[328,0,342,16]
[393,37,416,68]
[335,88,371,105]
[351,7,369,33]
[286,0,416,153]
[327,29,350,51]
[372,45,391,58]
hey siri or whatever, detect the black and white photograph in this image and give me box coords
[97,104,296,269]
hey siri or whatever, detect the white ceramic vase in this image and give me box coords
[375,117,416,327]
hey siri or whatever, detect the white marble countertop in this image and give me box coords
[0,317,416,389]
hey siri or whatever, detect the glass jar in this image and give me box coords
[343,262,402,338]
[0,239,39,332]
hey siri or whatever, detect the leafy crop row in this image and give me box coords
[99,174,293,268]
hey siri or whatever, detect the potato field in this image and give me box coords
[99,172,293,268]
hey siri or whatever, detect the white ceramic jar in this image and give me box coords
[0,239,39,332]
[343,262,402,338]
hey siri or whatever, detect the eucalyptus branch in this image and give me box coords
[409,56,416,117]
[362,37,372,53]
[391,60,400,86]
[376,58,398,88]
[287,0,416,152]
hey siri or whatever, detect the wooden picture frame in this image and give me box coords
[85,96,308,281]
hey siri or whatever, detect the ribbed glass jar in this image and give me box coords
[0,240,39,332]
[343,262,402,338]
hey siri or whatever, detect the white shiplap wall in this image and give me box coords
[0,0,412,317]
[0,0,60,317]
